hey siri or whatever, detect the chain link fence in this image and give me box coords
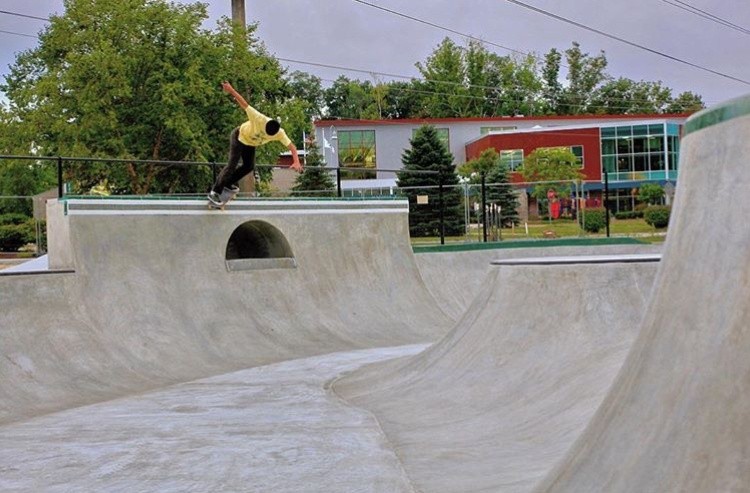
[0,155,671,253]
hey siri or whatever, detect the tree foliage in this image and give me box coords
[397,125,463,237]
[291,137,335,197]
[0,0,296,194]
[518,147,584,200]
[460,149,519,226]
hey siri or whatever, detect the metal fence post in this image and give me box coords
[481,172,488,243]
[604,170,611,238]
[336,168,342,197]
[57,156,64,198]
[438,172,445,245]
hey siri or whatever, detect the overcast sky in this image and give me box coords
[1,0,749,108]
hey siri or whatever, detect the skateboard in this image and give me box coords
[208,186,239,210]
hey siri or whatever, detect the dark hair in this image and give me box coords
[265,119,280,136]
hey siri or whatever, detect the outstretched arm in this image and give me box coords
[287,142,303,172]
[222,81,248,109]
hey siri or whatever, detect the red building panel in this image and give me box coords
[465,127,602,183]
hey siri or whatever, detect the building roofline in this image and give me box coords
[314,112,695,128]
[463,118,686,146]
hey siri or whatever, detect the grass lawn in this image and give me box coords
[410,218,667,245]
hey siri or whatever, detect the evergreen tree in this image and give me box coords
[397,125,463,237]
[458,148,519,227]
[291,138,335,197]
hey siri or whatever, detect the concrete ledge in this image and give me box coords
[60,198,409,216]
[226,258,297,272]
[491,253,662,266]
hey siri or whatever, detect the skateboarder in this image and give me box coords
[208,81,303,207]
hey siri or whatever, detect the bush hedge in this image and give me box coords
[614,210,644,220]
[582,207,607,233]
[644,205,671,229]
[0,222,35,252]
[0,213,30,226]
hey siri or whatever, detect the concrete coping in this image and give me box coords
[0,269,75,277]
[491,253,662,266]
[59,198,409,216]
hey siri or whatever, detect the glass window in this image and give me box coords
[633,137,648,153]
[616,126,632,138]
[633,125,649,136]
[617,138,632,155]
[570,145,584,167]
[667,123,680,136]
[667,136,680,153]
[617,156,632,172]
[649,124,664,135]
[650,154,665,171]
[338,130,376,179]
[601,138,616,155]
[413,128,449,150]
[634,154,648,172]
[603,155,616,173]
[648,137,663,152]
[601,126,616,138]
[499,149,524,170]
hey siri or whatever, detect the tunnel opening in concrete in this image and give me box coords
[225,221,296,271]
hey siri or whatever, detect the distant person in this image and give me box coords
[208,81,303,207]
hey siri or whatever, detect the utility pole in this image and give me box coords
[231,0,245,26]
[230,0,255,194]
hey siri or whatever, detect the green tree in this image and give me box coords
[460,149,520,226]
[666,91,705,113]
[638,183,665,205]
[416,38,468,117]
[397,125,463,237]
[541,48,563,115]
[1,0,288,195]
[517,147,584,201]
[291,138,335,197]
[560,42,608,114]
[323,76,374,119]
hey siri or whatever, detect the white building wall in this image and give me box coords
[314,115,689,178]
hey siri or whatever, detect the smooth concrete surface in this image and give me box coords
[0,345,425,493]
[334,259,658,493]
[532,97,750,492]
[415,243,661,320]
[0,199,453,425]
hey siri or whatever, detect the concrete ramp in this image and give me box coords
[533,96,750,491]
[0,198,453,425]
[334,255,659,492]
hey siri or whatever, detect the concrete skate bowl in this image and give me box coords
[0,198,453,425]
[334,255,659,493]
[531,95,750,492]
[337,94,750,492]
[414,241,662,320]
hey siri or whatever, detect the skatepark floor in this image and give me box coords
[0,345,426,493]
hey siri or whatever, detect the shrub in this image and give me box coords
[582,207,607,233]
[644,205,671,229]
[0,222,35,252]
[614,210,644,220]
[0,213,31,226]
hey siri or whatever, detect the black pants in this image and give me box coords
[212,127,256,193]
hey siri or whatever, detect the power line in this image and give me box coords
[0,29,37,39]
[0,14,709,111]
[350,0,530,58]
[0,10,50,22]
[658,0,750,35]
[503,0,750,86]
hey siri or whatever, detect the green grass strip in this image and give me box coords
[412,237,646,254]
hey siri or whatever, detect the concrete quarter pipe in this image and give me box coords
[532,95,750,492]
